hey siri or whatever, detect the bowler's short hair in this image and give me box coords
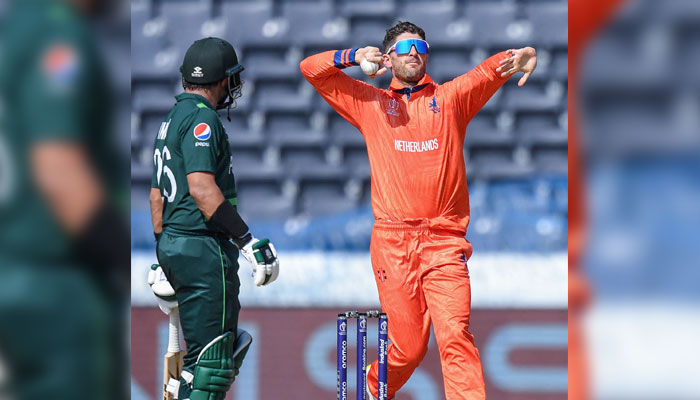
[382,21,426,54]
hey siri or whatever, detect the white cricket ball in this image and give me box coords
[360,59,379,75]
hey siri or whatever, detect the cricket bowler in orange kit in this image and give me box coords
[300,21,536,399]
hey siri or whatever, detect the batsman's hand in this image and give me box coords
[147,264,178,314]
[240,237,279,286]
[496,47,537,86]
[354,46,388,79]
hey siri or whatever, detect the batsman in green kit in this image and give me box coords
[0,1,128,399]
[150,38,280,400]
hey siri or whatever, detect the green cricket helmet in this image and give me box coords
[180,37,244,111]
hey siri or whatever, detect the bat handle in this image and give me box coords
[168,307,181,353]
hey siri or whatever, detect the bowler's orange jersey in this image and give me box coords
[300,49,511,233]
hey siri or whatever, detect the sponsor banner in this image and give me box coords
[132,307,566,400]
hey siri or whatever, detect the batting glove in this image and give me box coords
[147,264,178,314]
[240,237,279,286]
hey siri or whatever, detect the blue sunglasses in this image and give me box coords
[387,39,430,55]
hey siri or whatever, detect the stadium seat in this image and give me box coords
[463,2,521,48]
[159,0,213,53]
[348,16,395,47]
[343,145,371,179]
[254,78,312,112]
[237,179,295,221]
[502,80,562,112]
[523,2,568,47]
[242,47,300,81]
[466,113,514,147]
[221,0,282,48]
[282,1,346,47]
[428,48,475,84]
[550,48,568,80]
[397,2,462,47]
[515,111,567,146]
[531,146,567,174]
[132,82,177,113]
[339,0,395,19]
[328,114,364,147]
[298,180,357,217]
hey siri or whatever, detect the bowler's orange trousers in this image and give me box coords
[366,220,485,400]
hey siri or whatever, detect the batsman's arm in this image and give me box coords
[299,49,377,129]
[188,172,279,286]
[150,187,163,236]
[32,142,104,234]
[187,171,249,240]
[32,141,129,270]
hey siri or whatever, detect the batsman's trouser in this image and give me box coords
[366,220,486,400]
[0,261,113,400]
[157,229,241,375]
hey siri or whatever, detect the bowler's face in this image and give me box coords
[383,33,429,85]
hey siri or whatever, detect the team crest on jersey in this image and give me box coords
[386,98,400,116]
[193,123,211,140]
[42,43,80,91]
[428,96,441,113]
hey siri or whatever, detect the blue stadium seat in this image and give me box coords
[242,48,299,81]
[280,145,329,175]
[221,0,281,48]
[132,11,176,79]
[339,0,396,19]
[254,78,312,112]
[224,113,265,147]
[397,2,463,47]
[466,113,514,146]
[428,47,475,84]
[531,146,567,174]
[502,81,562,112]
[237,180,295,221]
[328,114,364,146]
[232,140,285,181]
[463,2,520,47]
[282,1,346,47]
[516,111,567,146]
[132,82,177,113]
[299,180,357,217]
[523,2,567,48]
[159,0,213,53]
[140,112,169,146]
[348,16,395,47]
[343,146,371,179]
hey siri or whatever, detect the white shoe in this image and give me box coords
[366,365,377,400]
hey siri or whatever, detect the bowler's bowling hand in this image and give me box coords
[496,47,537,86]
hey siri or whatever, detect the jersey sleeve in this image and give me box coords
[299,49,377,129]
[443,51,512,123]
[21,39,89,141]
[181,110,224,174]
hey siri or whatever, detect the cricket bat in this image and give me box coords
[163,307,185,400]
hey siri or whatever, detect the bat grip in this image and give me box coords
[168,308,181,353]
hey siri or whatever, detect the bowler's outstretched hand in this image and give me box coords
[496,47,537,86]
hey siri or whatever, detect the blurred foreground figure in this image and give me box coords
[569,1,626,398]
[0,0,128,399]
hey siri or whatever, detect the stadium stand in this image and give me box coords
[131,0,568,252]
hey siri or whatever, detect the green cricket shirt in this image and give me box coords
[151,93,237,234]
[0,0,121,263]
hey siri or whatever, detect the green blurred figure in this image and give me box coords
[0,0,128,399]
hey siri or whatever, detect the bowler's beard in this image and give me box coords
[393,57,426,85]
